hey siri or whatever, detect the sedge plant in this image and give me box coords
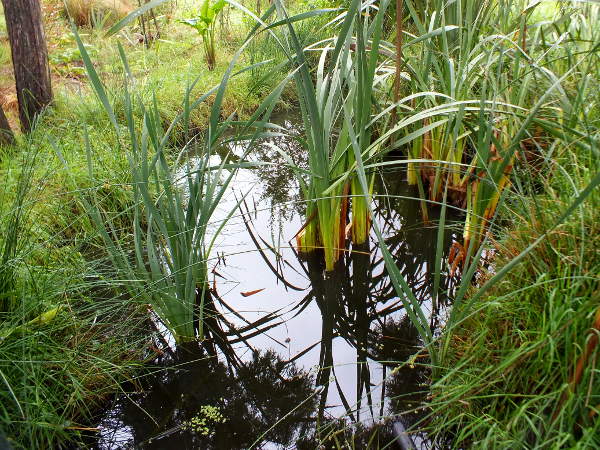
[75,16,289,341]
[263,0,391,270]
[384,0,574,256]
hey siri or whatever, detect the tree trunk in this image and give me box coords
[1,0,53,132]
[0,105,15,146]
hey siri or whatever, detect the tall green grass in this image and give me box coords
[416,3,599,444]
[76,12,293,341]
[252,0,392,271]
[0,132,150,448]
[0,145,37,314]
[426,148,599,447]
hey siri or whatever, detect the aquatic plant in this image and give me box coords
[265,0,391,271]
[339,0,599,358]
[75,21,288,341]
[388,0,543,253]
[182,405,227,436]
[346,9,600,449]
[179,0,227,70]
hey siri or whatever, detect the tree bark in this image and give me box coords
[1,0,53,132]
[0,105,15,146]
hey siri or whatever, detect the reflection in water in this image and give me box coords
[96,344,316,449]
[92,119,459,449]
[275,173,456,446]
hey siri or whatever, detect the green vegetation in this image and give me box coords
[283,0,390,271]
[373,0,600,445]
[179,0,227,70]
[428,150,600,446]
[0,0,598,448]
[76,16,290,341]
[0,137,148,448]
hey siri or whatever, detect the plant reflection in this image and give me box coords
[96,344,316,449]
[94,168,458,449]
[237,167,457,445]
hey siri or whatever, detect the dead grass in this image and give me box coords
[62,0,133,27]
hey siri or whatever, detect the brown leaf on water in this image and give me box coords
[241,288,265,297]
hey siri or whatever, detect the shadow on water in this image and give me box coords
[90,113,460,449]
[96,343,317,449]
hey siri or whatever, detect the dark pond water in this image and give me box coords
[91,113,459,449]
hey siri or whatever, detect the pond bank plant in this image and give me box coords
[267,0,391,271]
[362,0,600,446]
[426,148,599,447]
[0,134,149,448]
[382,0,597,262]
[178,0,227,70]
[77,9,293,341]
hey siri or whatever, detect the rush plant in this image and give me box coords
[75,20,287,341]
[385,0,571,257]
[264,0,390,270]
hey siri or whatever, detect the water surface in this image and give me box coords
[93,114,459,449]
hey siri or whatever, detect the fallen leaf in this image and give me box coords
[241,288,265,297]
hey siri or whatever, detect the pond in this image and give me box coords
[91,113,460,449]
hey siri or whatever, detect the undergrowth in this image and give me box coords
[428,149,600,447]
[0,142,149,448]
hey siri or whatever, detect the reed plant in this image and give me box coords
[359,0,599,444]
[75,18,289,341]
[337,0,598,350]
[260,0,392,271]
[372,0,599,265]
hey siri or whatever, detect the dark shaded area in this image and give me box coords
[95,345,316,449]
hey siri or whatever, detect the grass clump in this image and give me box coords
[267,0,390,271]
[0,288,149,449]
[425,146,600,446]
[0,142,149,448]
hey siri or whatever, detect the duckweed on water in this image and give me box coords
[182,405,228,437]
